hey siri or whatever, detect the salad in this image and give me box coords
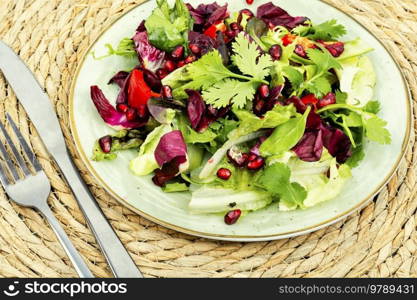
[90,0,391,225]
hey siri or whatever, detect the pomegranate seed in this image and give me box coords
[253,99,265,115]
[184,55,197,64]
[177,60,186,68]
[161,85,173,99]
[294,44,307,58]
[126,107,138,121]
[116,103,129,113]
[318,92,336,108]
[248,154,258,162]
[227,146,249,167]
[247,157,265,171]
[189,44,201,55]
[325,42,345,57]
[164,60,176,72]
[156,68,168,79]
[225,209,241,225]
[99,136,112,153]
[246,0,254,5]
[269,44,282,61]
[217,168,232,180]
[229,22,242,32]
[258,84,270,99]
[240,9,254,19]
[171,45,185,60]
[225,30,236,38]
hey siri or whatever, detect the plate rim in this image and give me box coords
[68,0,412,242]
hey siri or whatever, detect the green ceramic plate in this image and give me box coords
[70,0,411,241]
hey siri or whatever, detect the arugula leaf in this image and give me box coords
[305,20,347,41]
[257,163,307,208]
[203,79,257,109]
[232,33,273,80]
[229,104,298,140]
[245,18,269,51]
[145,0,193,52]
[260,106,311,156]
[317,104,391,145]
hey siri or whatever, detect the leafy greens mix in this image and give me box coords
[89,0,391,225]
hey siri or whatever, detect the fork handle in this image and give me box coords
[39,204,94,278]
[53,151,142,278]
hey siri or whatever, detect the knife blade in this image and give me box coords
[0,41,142,278]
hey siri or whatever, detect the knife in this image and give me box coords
[0,41,142,278]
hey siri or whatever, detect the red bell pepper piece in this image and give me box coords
[128,69,160,118]
[301,94,319,105]
[204,21,227,39]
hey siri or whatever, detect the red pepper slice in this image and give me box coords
[128,69,160,118]
[282,34,297,46]
[301,94,319,105]
[204,21,227,39]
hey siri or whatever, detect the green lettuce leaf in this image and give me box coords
[145,0,193,52]
[129,124,172,176]
[189,186,272,214]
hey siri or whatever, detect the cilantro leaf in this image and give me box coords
[296,49,342,97]
[305,19,347,41]
[363,101,381,114]
[364,117,391,144]
[232,33,273,80]
[203,79,257,109]
[282,66,304,91]
[336,90,348,104]
[346,145,365,168]
[307,48,342,73]
[304,75,332,96]
[165,51,239,98]
[317,104,392,145]
[257,163,307,208]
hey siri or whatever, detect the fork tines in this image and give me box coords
[0,114,42,185]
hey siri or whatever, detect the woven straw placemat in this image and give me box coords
[0,0,416,278]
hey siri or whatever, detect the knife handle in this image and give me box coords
[53,150,142,278]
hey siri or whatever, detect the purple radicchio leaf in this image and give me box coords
[154,130,188,170]
[90,86,145,129]
[152,158,182,187]
[186,90,206,130]
[187,2,228,30]
[189,31,217,55]
[257,2,308,30]
[132,30,166,72]
[293,130,324,162]
[321,125,352,163]
[108,71,129,88]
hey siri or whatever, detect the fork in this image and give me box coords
[0,114,93,278]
